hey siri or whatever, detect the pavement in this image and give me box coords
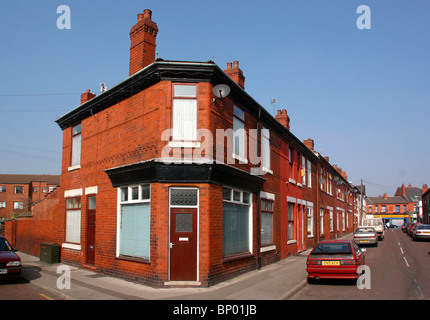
[17,234,352,301]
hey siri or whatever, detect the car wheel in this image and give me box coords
[307,277,316,284]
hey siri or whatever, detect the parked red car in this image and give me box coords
[407,223,420,236]
[0,236,22,278]
[306,240,366,282]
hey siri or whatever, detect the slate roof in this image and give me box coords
[0,174,60,185]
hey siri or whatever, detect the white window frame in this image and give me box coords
[329,209,334,232]
[117,184,151,260]
[232,105,248,163]
[307,206,314,238]
[287,201,296,242]
[301,156,306,185]
[13,201,24,210]
[261,128,272,174]
[65,197,81,244]
[222,187,252,257]
[71,123,82,167]
[14,186,24,194]
[170,84,199,148]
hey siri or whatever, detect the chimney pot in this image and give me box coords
[143,9,152,20]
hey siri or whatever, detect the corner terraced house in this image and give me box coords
[5,10,361,287]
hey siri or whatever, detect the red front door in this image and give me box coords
[169,207,197,281]
[86,196,96,266]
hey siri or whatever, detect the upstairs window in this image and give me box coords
[172,84,197,142]
[233,105,247,162]
[261,128,271,172]
[14,186,24,194]
[71,124,82,166]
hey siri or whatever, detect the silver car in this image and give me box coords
[353,227,378,247]
[412,224,430,241]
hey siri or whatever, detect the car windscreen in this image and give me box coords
[417,225,430,230]
[355,228,375,233]
[0,238,13,251]
[311,243,352,255]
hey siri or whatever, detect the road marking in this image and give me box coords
[400,247,404,254]
[403,256,410,267]
[39,293,54,300]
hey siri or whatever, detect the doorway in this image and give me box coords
[169,188,198,282]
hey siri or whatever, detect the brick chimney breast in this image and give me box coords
[129,9,159,76]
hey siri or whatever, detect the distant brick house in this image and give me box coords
[6,10,359,287]
[367,184,428,225]
[0,174,60,218]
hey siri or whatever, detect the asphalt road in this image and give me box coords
[291,228,430,300]
[0,266,66,300]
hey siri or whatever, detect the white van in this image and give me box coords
[360,218,385,240]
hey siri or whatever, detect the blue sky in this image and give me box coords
[0,0,429,196]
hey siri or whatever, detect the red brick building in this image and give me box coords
[0,174,60,218]
[367,184,428,225]
[5,10,359,287]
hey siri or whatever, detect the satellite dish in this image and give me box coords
[213,84,230,99]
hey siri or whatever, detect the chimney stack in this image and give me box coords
[80,89,96,104]
[224,61,245,89]
[275,109,290,130]
[383,193,388,199]
[129,9,158,76]
[303,138,314,151]
[423,184,428,194]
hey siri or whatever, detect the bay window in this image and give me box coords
[118,184,151,260]
[222,187,251,257]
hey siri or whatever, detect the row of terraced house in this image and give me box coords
[5,10,365,287]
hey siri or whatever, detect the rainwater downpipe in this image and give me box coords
[256,106,262,270]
